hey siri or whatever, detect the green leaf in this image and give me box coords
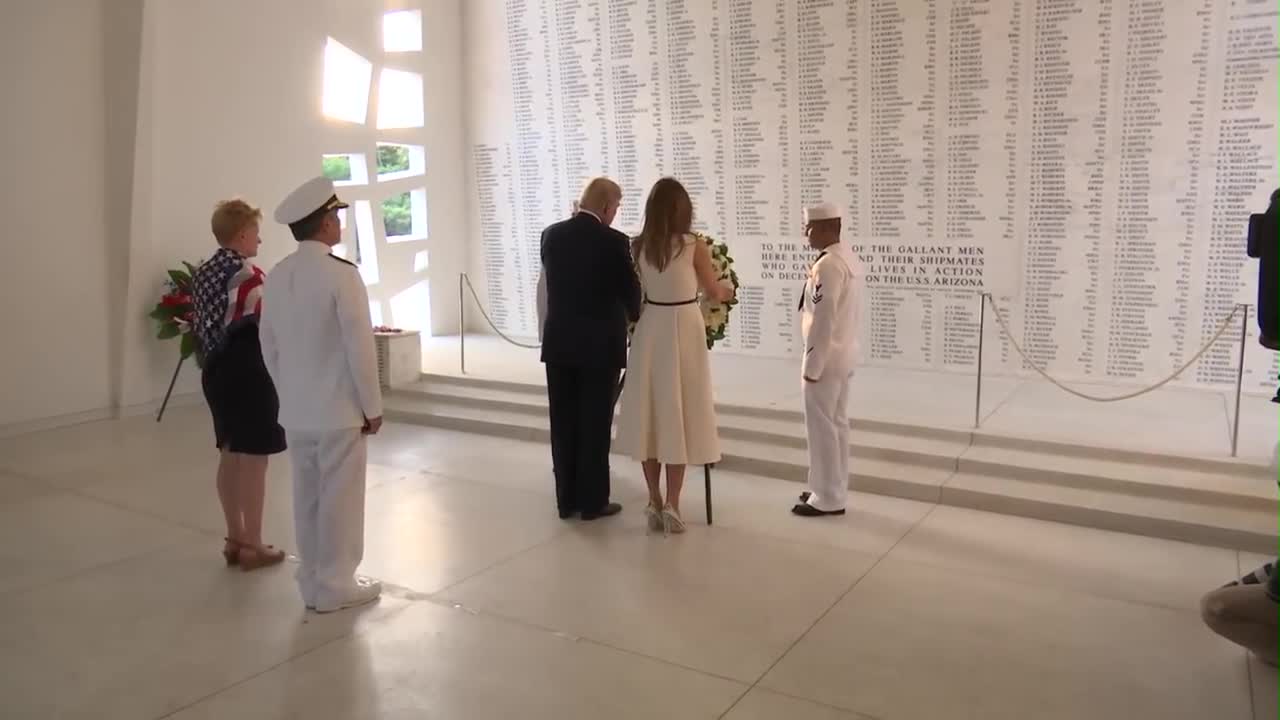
[157,323,181,340]
[180,332,197,359]
[168,269,192,287]
[182,261,199,277]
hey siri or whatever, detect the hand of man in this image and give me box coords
[362,416,383,435]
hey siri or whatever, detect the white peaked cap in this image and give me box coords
[804,202,842,223]
[274,176,349,225]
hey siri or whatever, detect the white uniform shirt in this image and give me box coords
[260,240,383,431]
[801,241,862,380]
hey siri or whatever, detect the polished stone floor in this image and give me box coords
[0,408,1273,719]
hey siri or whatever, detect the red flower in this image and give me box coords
[161,293,191,307]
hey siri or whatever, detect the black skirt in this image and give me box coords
[200,322,287,455]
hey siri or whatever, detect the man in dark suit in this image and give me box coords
[1247,189,1279,401]
[541,178,641,520]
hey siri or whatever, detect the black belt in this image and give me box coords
[644,297,697,306]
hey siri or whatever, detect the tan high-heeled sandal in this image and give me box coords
[645,503,665,534]
[662,505,686,535]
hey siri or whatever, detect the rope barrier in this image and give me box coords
[984,295,1244,402]
[461,274,542,349]
[459,272,1246,404]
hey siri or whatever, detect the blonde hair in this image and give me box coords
[211,199,262,245]
[578,177,622,214]
[633,177,692,272]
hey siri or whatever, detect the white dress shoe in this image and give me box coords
[314,577,383,614]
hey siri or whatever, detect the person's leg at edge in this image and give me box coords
[239,454,268,544]
[802,377,842,511]
[289,432,321,607]
[665,464,686,513]
[643,460,663,508]
[547,364,581,516]
[313,428,374,611]
[235,453,284,568]
[216,449,243,561]
[642,459,664,532]
[578,367,618,517]
[661,463,688,533]
[1201,583,1279,666]
[832,372,852,509]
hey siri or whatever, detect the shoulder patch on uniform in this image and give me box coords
[329,254,357,268]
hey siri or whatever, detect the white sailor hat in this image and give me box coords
[804,202,842,223]
[274,176,349,226]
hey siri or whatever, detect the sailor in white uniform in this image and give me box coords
[260,176,384,612]
[793,202,862,517]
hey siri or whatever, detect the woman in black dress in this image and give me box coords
[193,199,288,570]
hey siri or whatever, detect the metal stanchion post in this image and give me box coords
[974,292,987,429]
[704,464,713,525]
[1231,304,1249,457]
[459,274,467,375]
[155,355,186,423]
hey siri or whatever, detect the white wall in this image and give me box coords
[0,1,114,429]
[121,0,469,410]
[459,0,1280,394]
[1,0,468,429]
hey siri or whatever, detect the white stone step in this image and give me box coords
[942,472,1277,555]
[716,438,954,505]
[411,374,972,441]
[393,383,966,470]
[381,392,1278,552]
[390,381,1272,510]
[958,445,1276,511]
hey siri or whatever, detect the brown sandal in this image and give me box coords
[236,542,286,572]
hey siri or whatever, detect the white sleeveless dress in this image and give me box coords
[615,234,721,466]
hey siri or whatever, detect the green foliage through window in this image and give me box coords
[382,192,412,236]
[377,145,411,175]
[322,155,352,182]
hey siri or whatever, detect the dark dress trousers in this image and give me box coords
[540,212,641,515]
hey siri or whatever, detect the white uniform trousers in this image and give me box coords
[287,428,368,607]
[803,370,852,512]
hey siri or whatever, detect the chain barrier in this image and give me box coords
[460,274,542,350]
[984,295,1243,402]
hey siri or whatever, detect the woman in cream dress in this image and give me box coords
[615,178,734,533]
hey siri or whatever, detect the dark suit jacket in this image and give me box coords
[540,212,641,369]
[1248,191,1279,347]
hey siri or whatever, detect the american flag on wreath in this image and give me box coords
[192,247,265,359]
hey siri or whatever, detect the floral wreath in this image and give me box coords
[695,233,739,350]
[628,233,740,350]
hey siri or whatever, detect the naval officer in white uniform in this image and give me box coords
[793,202,862,517]
[260,176,384,612]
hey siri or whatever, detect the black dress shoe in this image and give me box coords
[791,503,846,517]
[799,491,812,502]
[581,502,623,520]
[558,508,578,520]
